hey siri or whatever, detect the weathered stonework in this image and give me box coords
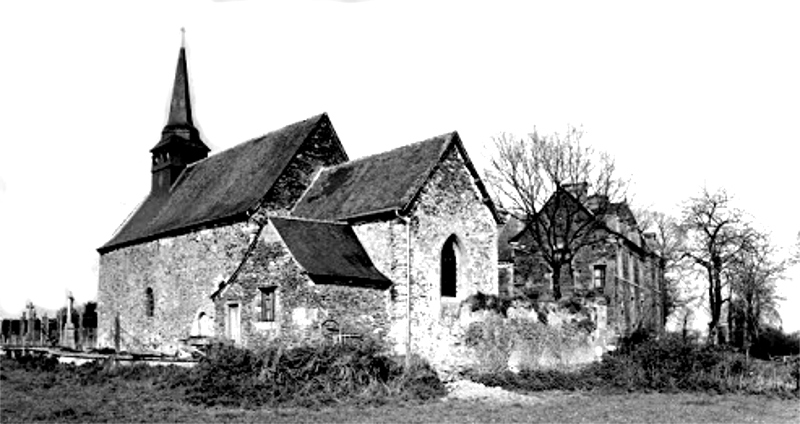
[348,146,499,363]
[97,222,254,351]
[405,146,498,364]
[214,223,392,349]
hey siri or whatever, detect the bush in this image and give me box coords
[749,327,800,360]
[183,339,444,407]
[470,332,799,396]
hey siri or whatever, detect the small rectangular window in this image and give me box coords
[259,287,276,322]
[593,265,606,290]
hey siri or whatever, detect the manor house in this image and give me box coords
[499,183,666,342]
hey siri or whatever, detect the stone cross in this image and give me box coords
[67,291,74,321]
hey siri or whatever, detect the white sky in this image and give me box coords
[0,0,798,332]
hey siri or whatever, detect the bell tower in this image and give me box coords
[150,30,209,195]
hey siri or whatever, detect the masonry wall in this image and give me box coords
[406,146,498,364]
[351,219,409,354]
[215,223,392,349]
[96,222,254,351]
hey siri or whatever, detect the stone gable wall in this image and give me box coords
[215,223,391,349]
[405,146,498,364]
[350,146,498,362]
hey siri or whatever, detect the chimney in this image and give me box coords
[563,182,588,203]
[643,232,657,249]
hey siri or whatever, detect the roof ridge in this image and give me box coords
[182,113,326,168]
[319,131,455,173]
[241,113,326,146]
[271,215,346,225]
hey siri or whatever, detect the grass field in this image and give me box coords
[2,359,798,423]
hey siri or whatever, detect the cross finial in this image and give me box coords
[181,27,186,48]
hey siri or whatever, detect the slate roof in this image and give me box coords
[99,114,334,253]
[270,217,392,289]
[292,131,500,222]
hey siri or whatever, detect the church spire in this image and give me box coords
[167,27,192,127]
[150,30,209,195]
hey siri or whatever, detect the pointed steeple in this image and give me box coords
[166,28,193,127]
[150,30,210,195]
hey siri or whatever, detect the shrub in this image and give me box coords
[464,292,513,316]
[470,332,799,396]
[183,338,444,407]
[749,327,800,360]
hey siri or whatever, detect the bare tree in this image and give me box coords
[635,209,690,326]
[727,230,786,354]
[487,125,627,299]
[680,188,756,345]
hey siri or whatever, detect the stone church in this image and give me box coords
[96,42,500,362]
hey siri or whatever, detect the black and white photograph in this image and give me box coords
[1,1,799,422]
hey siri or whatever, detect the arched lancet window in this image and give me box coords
[441,235,458,298]
[145,287,155,318]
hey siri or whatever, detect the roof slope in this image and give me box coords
[498,215,526,262]
[270,217,391,288]
[292,132,500,222]
[99,114,332,253]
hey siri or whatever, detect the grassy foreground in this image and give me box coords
[2,359,798,423]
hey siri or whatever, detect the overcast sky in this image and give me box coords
[1,0,798,331]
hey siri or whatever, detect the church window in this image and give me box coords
[441,235,458,298]
[145,287,154,318]
[259,287,276,322]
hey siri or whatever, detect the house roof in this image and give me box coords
[291,131,501,222]
[498,215,526,262]
[99,113,336,253]
[270,217,392,289]
[508,186,657,256]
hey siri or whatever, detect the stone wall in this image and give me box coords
[405,146,498,364]
[215,223,391,349]
[350,145,498,363]
[96,222,254,351]
[351,219,409,354]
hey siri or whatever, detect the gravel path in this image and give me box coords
[444,380,574,405]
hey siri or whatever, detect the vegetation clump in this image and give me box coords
[185,339,444,407]
[469,332,800,396]
[1,338,445,409]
